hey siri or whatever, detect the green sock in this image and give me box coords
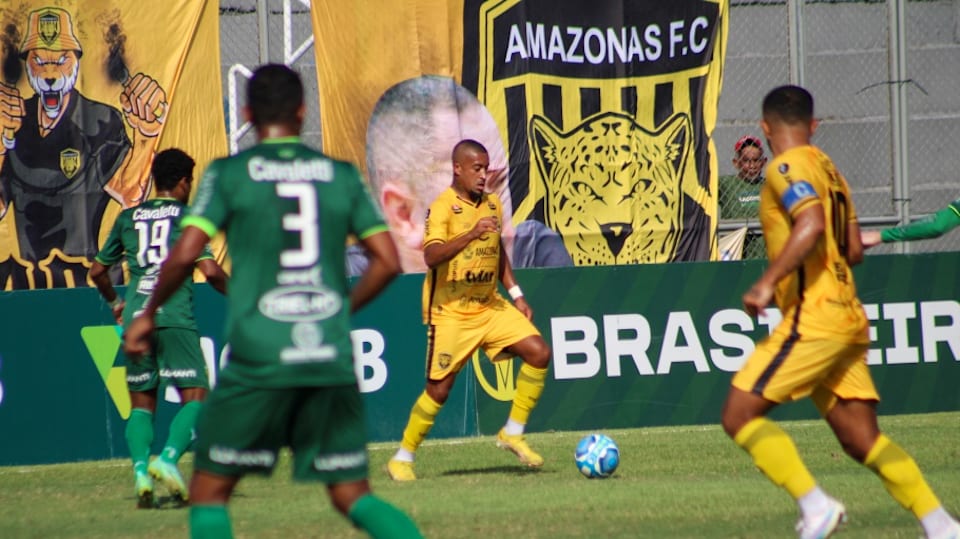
[348,494,423,539]
[125,408,154,476]
[190,504,233,539]
[161,401,202,464]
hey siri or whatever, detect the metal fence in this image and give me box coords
[220,0,960,256]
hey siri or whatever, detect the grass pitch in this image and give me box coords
[2,411,958,538]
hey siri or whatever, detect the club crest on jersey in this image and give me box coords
[779,163,789,174]
[60,148,81,179]
[451,204,462,214]
[487,201,496,210]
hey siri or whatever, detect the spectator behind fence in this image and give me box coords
[719,135,767,259]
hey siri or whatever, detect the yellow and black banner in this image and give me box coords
[314,0,727,268]
[0,0,226,289]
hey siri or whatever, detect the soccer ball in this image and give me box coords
[574,433,620,478]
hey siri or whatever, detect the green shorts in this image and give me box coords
[124,327,208,392]
[193,378,369,484]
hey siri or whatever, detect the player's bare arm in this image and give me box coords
[350,230,400,313]
[89,261,124,325]
[743,204,825,317]
[423,216,498,268]
[197,258,229,295]
[124,225,208,357]
[498,238,533,320]
[105,73,168,209]
[860,229,882,249]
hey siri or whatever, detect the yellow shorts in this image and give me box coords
[426,304,540,381]
[731,331,879,416]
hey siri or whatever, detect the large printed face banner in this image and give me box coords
[313,0,727,271]
[0,0,225,290]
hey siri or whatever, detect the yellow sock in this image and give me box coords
[864,434,941,519]
[400,392,442,453]
[733,417,816,499]
[508,364,548,425]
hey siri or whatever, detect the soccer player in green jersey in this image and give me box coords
[91,148,228,508]
[123,65,422,539]
[861,198,960,248]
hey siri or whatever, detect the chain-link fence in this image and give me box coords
[717,0,960,257]
[222,0,960,258]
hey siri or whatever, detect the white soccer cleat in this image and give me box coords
[795,497,847,539]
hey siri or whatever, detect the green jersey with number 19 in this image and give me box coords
[96,197,214,329]
[183,137,387,388]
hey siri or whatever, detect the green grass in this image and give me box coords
[2,412,958,538]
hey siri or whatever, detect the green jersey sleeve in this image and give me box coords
[881,199,960,243]
[94,212,127,266]
[185,159,230,237]
[347,163,388,239]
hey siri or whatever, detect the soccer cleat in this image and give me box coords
[496,429,544,468]
[387,458,416,481]
[795,497,847,539]
[148,459,188,504]
[134,473,155,509]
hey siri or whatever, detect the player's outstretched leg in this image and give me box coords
[388,392,443,481]
[126,408,156,508]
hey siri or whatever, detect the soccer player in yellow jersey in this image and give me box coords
[721,85,960,539]
[387,139,551,481]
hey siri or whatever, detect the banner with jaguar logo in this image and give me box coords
[312,0,727,269]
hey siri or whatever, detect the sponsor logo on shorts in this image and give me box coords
[160,368,198,379]
[313,450,367,472]
[127,372,151,384]
[209,446,276,467]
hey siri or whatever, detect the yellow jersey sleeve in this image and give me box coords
[423,195,452,248]
[764,157,822,218]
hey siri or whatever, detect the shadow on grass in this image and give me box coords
[440,465,550,476]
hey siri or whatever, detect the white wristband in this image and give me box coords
[508,285,523,300]
[108,297,122,309]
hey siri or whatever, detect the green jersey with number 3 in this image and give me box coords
[96,198,214,329]
[184,137,387,387]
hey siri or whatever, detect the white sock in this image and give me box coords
[797,486,831,518]
[392,448,415,462]
[502,419,524,436]
[921,507,956,538]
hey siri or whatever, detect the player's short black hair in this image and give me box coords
[762,85,814,125]
[247,63,303,127]
[152,148,195,192]
[452,139,488,161]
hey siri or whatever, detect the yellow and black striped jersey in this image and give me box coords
[422,188,508,323]
[760,145,869,343]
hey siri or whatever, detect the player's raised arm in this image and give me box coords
[423,216,497,268]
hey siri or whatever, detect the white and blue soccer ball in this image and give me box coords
[574,433,620,478]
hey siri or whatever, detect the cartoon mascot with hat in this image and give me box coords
[0,7,166,288]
